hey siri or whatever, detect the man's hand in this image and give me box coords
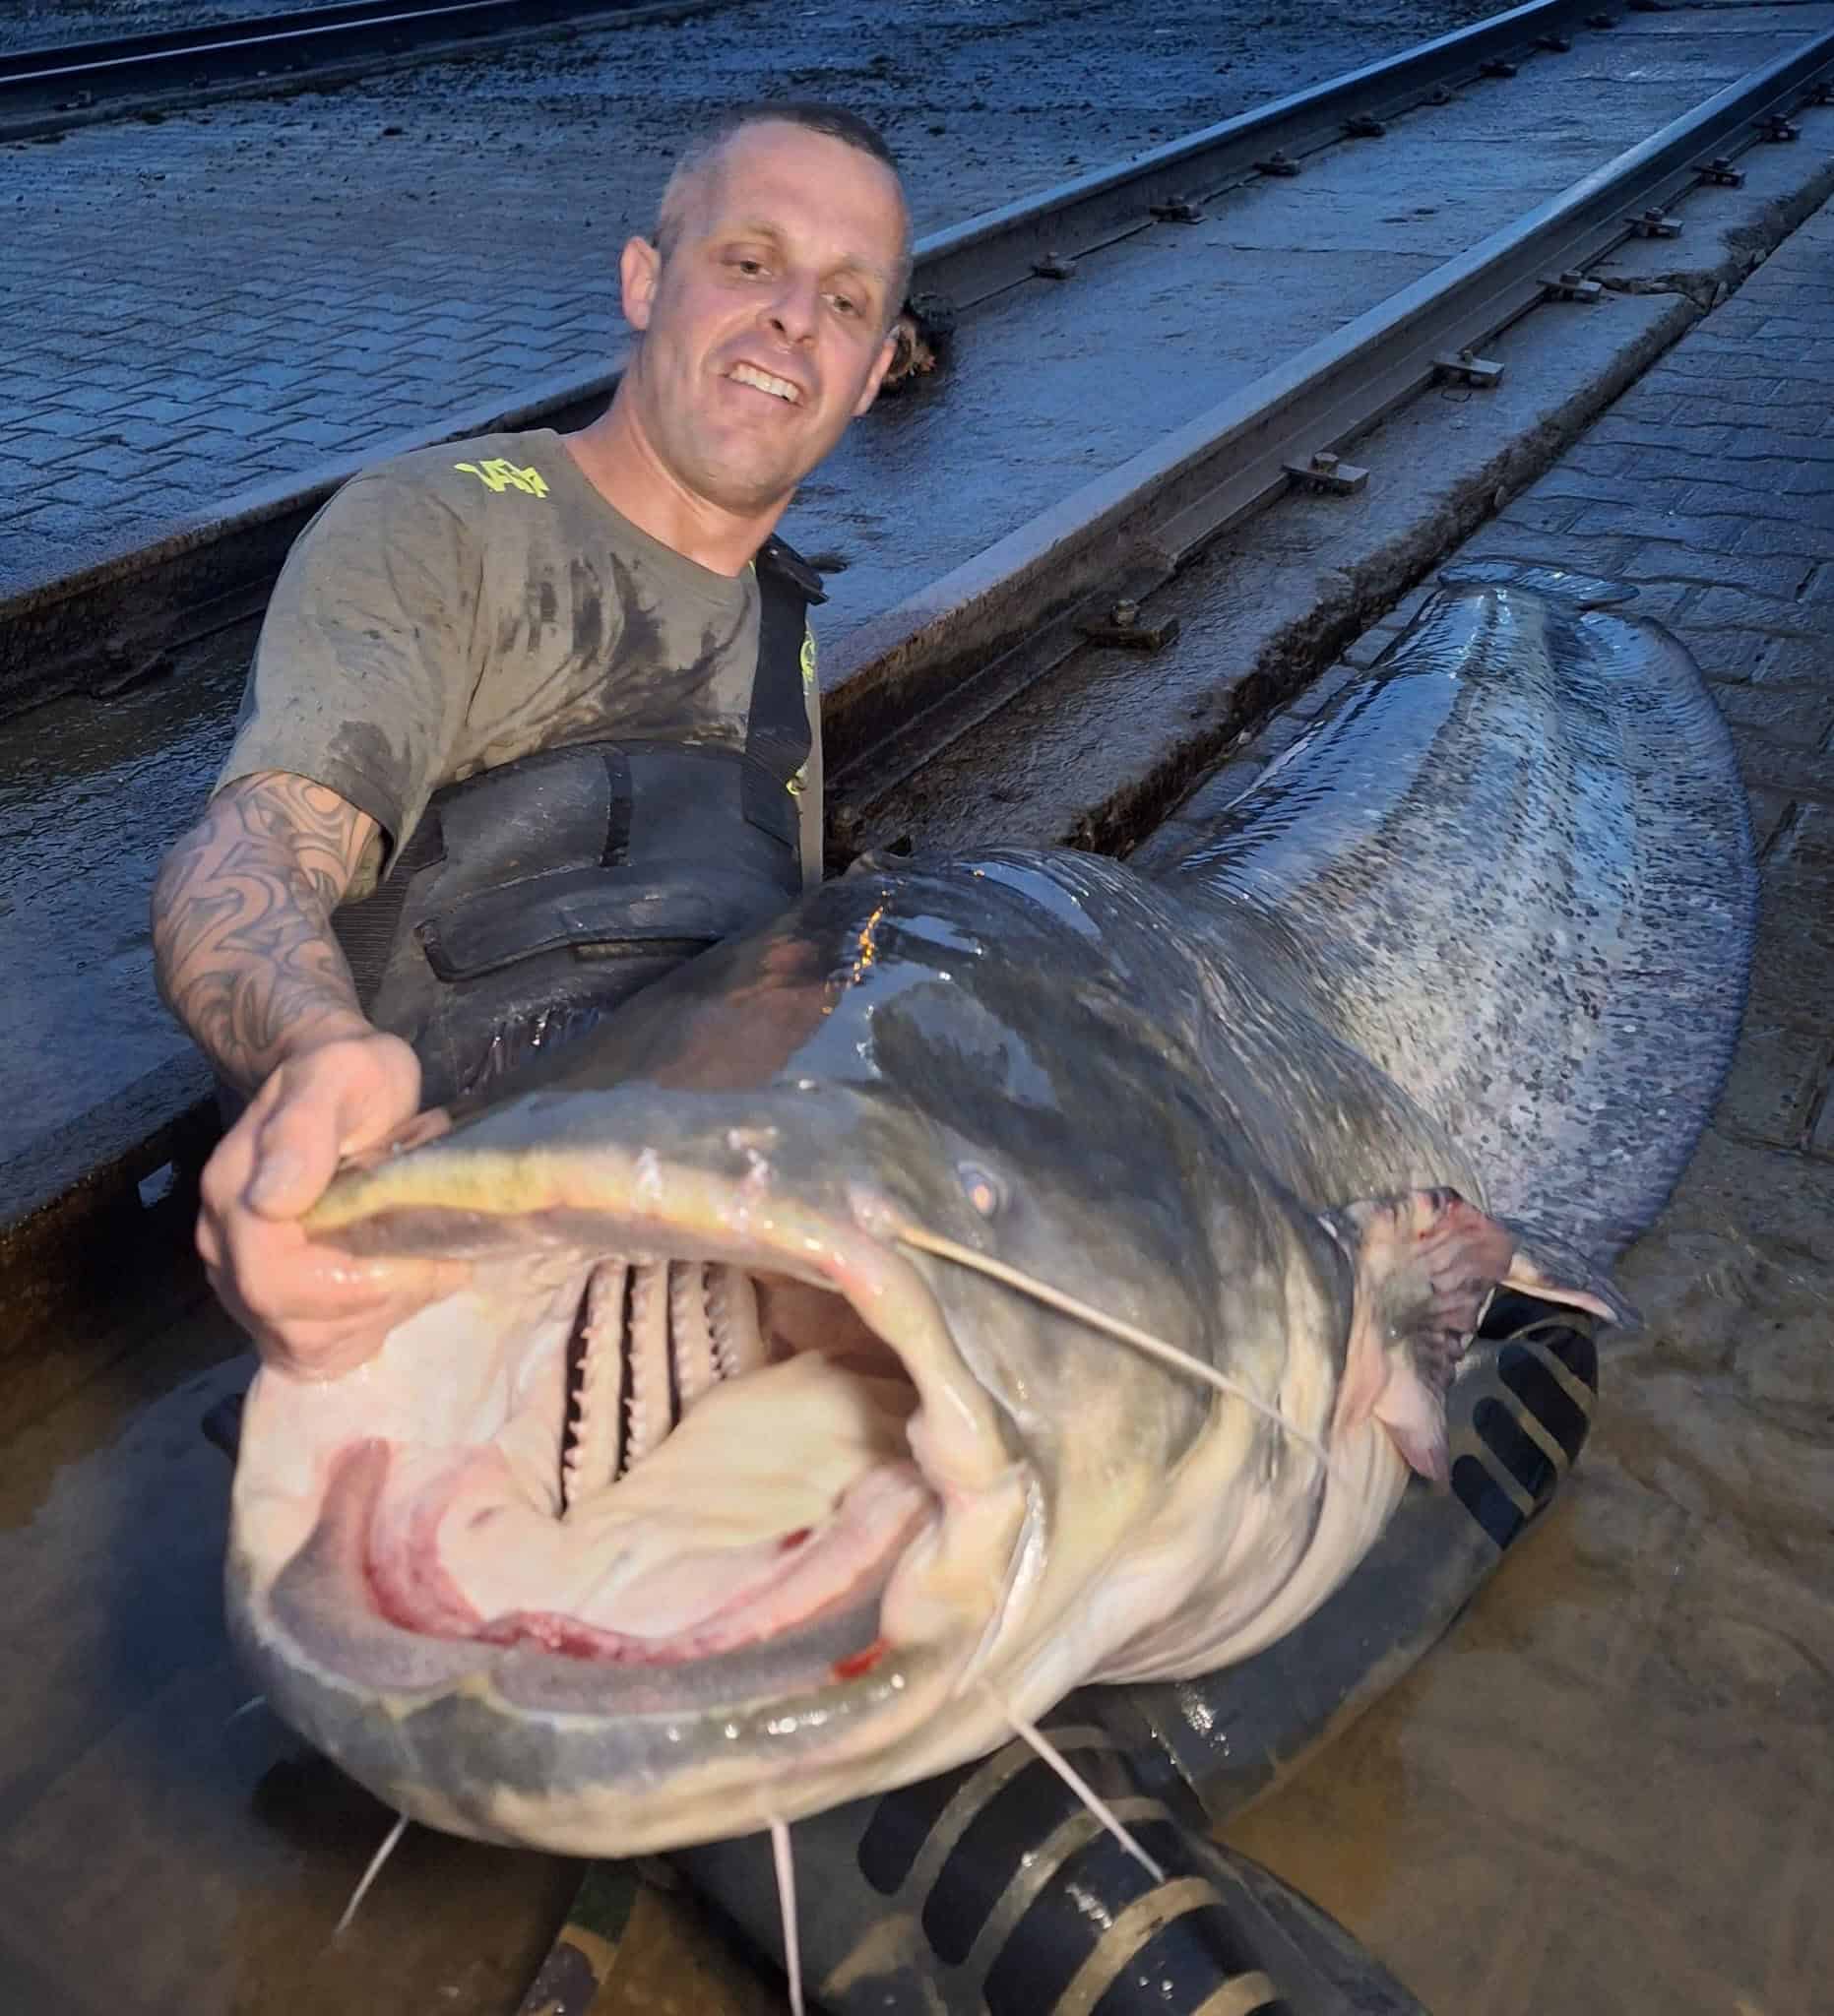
[197,1030,468,1379]
[152,771,468,1375]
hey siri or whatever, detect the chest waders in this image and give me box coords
[330,535,822,1109]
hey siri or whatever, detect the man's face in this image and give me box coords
[619,121,908,517]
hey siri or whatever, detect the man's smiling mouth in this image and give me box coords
[729,362,804,405]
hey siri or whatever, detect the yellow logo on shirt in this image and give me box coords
[454,459,550,498]
[800,624,817,693]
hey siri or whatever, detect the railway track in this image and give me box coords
[832,26,1834,845]
[12,0,1822,714]
[0,0,718,140]
[5,0,1833,1328]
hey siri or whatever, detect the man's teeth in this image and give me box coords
[730,363,801,404]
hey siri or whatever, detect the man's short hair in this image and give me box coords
[653,101,913,318]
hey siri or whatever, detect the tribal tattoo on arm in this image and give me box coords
[151,772,381,1095]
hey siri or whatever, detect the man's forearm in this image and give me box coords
[152,772,376,1095]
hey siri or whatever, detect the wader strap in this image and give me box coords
[747,534,823,833]
[331,809,443,1007]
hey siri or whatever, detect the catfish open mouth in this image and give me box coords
[237,1123,1029,1732]
[353,1255,942,1673]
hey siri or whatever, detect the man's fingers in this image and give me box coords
[332,1032,424,1161]
[244,1096,343,1220]
[336,1102,452,1174]
[237,1036,421,1221]
[198,1033,445,1371]
[388,1104,453,1153]
[230,1231,464,1327]
[229,1252,472,1379]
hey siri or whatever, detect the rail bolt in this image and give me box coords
[1543,270,1604,303]
[1434,347,1503,387]
[1283,449,1369,495]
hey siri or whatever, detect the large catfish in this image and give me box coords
[226,567,1755,1858]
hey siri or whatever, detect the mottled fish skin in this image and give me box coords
[1146,573,1756,1264]
[223,577,1754,1858]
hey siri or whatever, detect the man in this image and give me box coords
[151,102,912,1383]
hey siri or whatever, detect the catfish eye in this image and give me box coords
[958,1163,1006,1219]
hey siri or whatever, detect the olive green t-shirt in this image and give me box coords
[217,427,822,898]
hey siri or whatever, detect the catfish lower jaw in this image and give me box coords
[239,1350,1028,1850]
[238,1471,982,1857]
[354,1429,944,1670]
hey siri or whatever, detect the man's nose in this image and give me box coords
[763,275,820,346]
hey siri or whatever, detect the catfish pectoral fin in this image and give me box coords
[1327,1187,1527,1483]
[1328,1186,1633,1483]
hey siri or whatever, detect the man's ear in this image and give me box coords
[853,327,899,417]
[621,236,662,333]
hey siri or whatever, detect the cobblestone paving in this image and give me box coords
[1453,220,1834,1200]
[0,0,1524,593]
[1224,196,1834,2016]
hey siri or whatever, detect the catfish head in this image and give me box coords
[225,851,1603,1856]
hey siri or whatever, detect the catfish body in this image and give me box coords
[224,574,1754,1856]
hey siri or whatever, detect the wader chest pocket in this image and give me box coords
[414,863,800,982]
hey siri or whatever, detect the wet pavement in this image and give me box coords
[0,628,248,1145]
[1,170,1830,2016]
[1209,193,1834,2016]
[1,0,1504,600]
[0,1304,592,2014]
[6,0,1831,1158]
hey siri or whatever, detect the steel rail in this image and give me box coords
[917,0,1625,316]
[822,26,1834,819]
[1,0,591,75]
[0,0,708,140]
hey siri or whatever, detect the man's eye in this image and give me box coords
[829,293,860,318]
[730,257,767,277]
